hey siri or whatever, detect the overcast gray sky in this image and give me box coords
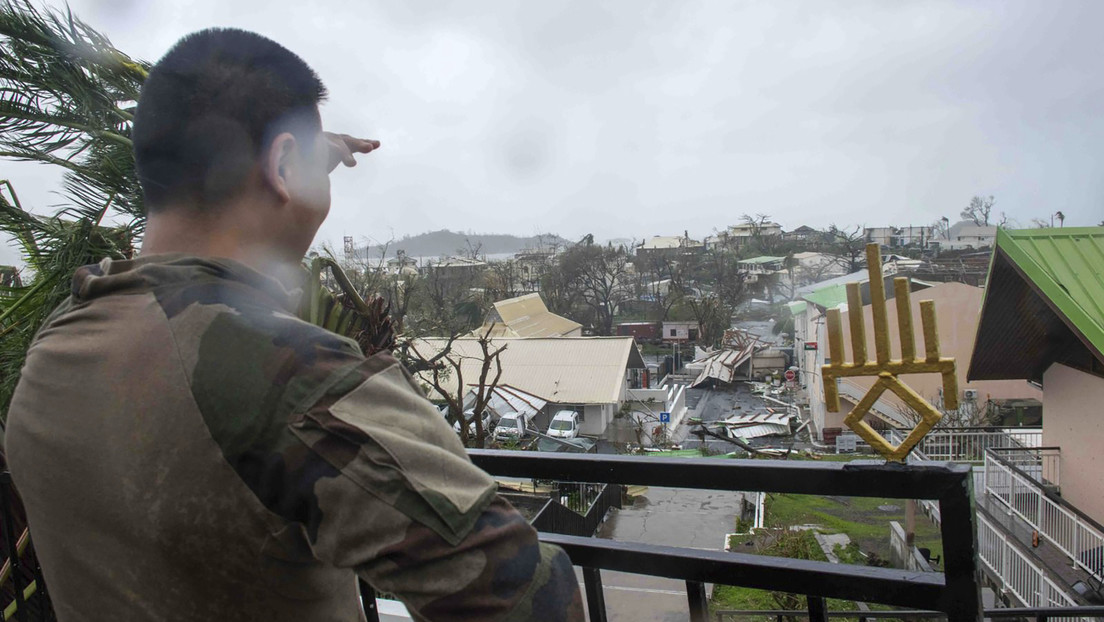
[2,0,1102,265]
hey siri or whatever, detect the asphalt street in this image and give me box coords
[576,486,748,621]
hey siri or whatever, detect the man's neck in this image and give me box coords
[141,206,302,282]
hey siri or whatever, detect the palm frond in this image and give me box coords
[300,257,396,356]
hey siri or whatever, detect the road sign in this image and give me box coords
[784,369,797,382]
[659,412,671,424]
[804,341,818,351]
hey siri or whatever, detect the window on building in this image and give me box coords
[669,329,677,337]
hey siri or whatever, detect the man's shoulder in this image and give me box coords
[158,277,366,433]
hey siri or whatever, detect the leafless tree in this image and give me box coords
[825,224,866,273]
[896,393,995,430]
[961,195,994,227]
[739,212,771,238]
[485,260,524,301]
[931,217,951,241]
[406,325,507,448]
[636,255,684,322]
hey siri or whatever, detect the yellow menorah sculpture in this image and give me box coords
[821,244,957,462]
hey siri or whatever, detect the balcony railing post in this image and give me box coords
[358,579,380,622]
[807,595,828,622]
[686,580,708,622]
[939,473,985,622]
[583,566,608,622]
[0,472,29,622]
[1071,525,1079,571]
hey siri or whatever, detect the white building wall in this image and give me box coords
[580,404,608,436]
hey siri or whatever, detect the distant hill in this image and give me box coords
[364,230,572,259]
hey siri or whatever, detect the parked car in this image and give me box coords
[494,412,531,443]
[453,409,494,437]
[546,410,580,439]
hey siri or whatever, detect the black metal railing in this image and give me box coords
[531,482,622,537]
[465,450,984,622]
[714,606,1104,621]
[0,472,50,622]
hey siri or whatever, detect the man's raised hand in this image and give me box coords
[325,132,380,173]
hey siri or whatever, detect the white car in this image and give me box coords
[494,413,531,443]
[547,410,580,439]
[453,409,494,437]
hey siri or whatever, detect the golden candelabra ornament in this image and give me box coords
[821,244,957,462]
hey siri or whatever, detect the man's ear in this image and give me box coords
[263,132,297,204]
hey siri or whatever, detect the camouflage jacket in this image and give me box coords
[6,255,583,622]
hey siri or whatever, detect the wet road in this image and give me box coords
[576,486,748,621]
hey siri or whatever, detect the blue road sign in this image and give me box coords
[659,412,671,423]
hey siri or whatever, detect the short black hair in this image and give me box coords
[133,28,327,211]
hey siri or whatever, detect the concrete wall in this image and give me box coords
[889,521,935,573]
[794,304,840,440]
[627,388,668,402]
[793,306,828,439]
[580,404,610,437]
[1042,364,1104,524]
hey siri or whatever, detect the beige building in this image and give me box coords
[829,281,1041,433]
[411,337,646,437]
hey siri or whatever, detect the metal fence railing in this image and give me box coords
[977,512,1083,618]
[988,446,1061,490]
[463,450,985,622]
[530,482,622,538]
[915,428,1041,464]
[877,430,1088,614]
[984,448,1103,587]
[713,606,1104,622]
[843,427,1042,466]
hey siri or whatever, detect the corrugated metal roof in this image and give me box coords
[739,255,787,265]
[689,344,757,387]
[719,412,792,439]
[414,337,645,404]
[800,274,932,311]
[467,385,547,418]
[969,227,1104,380]
[996,227,1104,357]
[802,283,851,310]
[785,300,807,316]
[473,293,582,338]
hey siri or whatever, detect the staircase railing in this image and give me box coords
[984,448,1103,584]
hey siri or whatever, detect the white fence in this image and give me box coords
[915,428,1042,464]
[984,449,1104,584]
[883,428,1089,613]
[977,513,1083,617]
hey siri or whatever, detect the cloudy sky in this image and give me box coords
[2,0,1102,264]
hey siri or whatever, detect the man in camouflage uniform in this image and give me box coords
[5,29,583,621]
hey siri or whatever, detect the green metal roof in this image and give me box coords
[993,227,1104,358]
[801,283,849,310]
[785,300,807,316]
[800,274,934,313]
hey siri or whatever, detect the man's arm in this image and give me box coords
[283,352,584,621]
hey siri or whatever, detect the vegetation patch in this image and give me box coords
[764,493,942,562]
